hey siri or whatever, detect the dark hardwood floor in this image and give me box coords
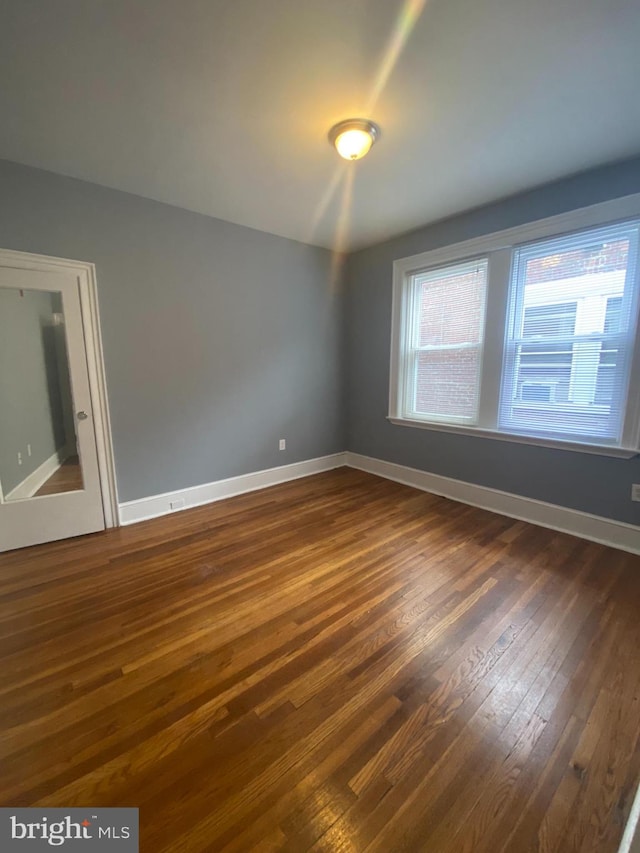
[34,455,83,497]
[1,467,639,852]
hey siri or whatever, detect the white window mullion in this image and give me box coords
[402,277,422,417]
[478,248,511,430]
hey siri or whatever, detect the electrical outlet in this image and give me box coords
[632,484,640,502]
[170,498,185,511]
[27,444,32,457]
[17,452,22,466]
[279,439,286,451]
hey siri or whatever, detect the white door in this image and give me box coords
[0,266,105,551]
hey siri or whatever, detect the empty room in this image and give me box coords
[1,1,640,851]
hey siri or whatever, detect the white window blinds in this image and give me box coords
[405,259,488,424]
[499,222,640,444]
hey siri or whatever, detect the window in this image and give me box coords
[404,259,488,424]
[390,202,640,455]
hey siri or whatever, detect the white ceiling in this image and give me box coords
[1,0,639,251]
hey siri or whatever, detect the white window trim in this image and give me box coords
[389,192,640,458]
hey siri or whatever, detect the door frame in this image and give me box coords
[0,247,119,528]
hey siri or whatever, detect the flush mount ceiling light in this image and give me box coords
[328,118,380,161]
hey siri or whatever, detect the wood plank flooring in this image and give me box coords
[1,467,640,852]
[34,455,83,497]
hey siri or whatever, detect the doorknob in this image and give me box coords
[77,411,89,421]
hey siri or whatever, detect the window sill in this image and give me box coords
[387,416,638,459]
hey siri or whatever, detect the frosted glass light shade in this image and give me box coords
[328,119,380,161]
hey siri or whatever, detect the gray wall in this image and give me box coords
[346,156,640,525]
[0,289,70,494]
[0,160,345,502]
[2,155,639,524]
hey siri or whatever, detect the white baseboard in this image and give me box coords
[118,452,348,526]
[619,779,640,853]
[345,452,640,555]
[117,448,640,554]
[5,447,69,501]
